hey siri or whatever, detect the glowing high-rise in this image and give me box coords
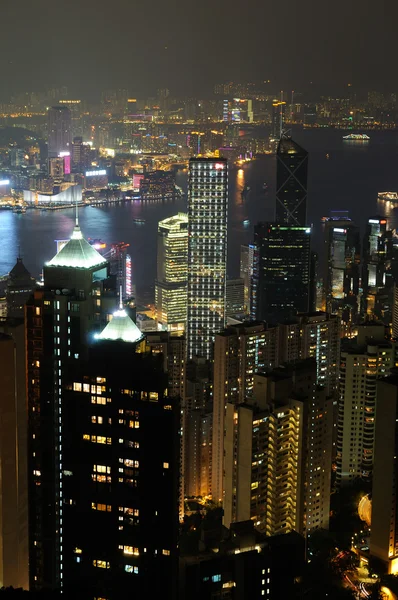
[155,213,188,334]
[187,158,228,360]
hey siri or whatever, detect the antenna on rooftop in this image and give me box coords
[75,191,79,226]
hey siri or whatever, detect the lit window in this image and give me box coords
[123,546,139,556]
[162,549,170,556]
[73,382,82,392]
[163,462,169,469]
[212,574,221,583]
[83,383,90,393]
[125,565,139,574]
[83,434,90,441]
[35,307,41,316]
[93,560,110,569]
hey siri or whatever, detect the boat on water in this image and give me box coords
[343,133,370,141]
[13,206,26,214]
[133,218,145,224]
[241,185,250,199]
[378,191,398,203]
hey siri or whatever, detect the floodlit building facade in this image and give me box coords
[155,213,188,334]
[187,157,228,360]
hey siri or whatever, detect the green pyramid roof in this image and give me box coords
[96,310,144,344]
[47,226,107,269]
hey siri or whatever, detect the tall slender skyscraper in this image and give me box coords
[155,213,188,334]
[26,223,113,590]
[48,106,72,158]
[187,158,228,360]
[275,135,308,226]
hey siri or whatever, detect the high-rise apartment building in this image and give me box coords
[212,313,339,504]
[251,223,311,323]
[155,213,188,334]
[275,135,308,226]
[278,312,340,396]
[336,323,396,487]
[370,371,398,574]
[323,217,360,323]
[48,106,72,158]
[223,360,333,536]
[212,322,277,502]
[187,158,228,360]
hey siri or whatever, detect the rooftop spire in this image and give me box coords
[75,191,79,226]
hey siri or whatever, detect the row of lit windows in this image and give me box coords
[83,434,111,444]
[74,382,106,394]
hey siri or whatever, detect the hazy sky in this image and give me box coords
[1,0,396,98]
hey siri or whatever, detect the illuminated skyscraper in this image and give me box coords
[275,135,308,226]
[155,213,188,334]
[323,217,360,323]
[187,158,228,360]
[251,223,311,323]
[48,106,72,158]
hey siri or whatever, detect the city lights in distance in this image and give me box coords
[0,180,10,186]
[86,170,107,177]
[59,152,70,157]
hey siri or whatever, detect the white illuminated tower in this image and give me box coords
[187,157,228,360]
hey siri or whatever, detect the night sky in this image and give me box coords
[1,0,397,98]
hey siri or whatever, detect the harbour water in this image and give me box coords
[1,128,398,300]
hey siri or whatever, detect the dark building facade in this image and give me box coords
[275,135,308,227]
[26,224,180,599]
[61,337,180,599]
[48,106,72,158]
[251,223,311,323]
[6,257,36,318]
[180,521,304,600]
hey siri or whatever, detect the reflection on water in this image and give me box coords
[2,130,398,299]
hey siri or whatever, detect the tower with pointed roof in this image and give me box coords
[276,134,308,227]
[6,256,36,318]
[26,222,118,591]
